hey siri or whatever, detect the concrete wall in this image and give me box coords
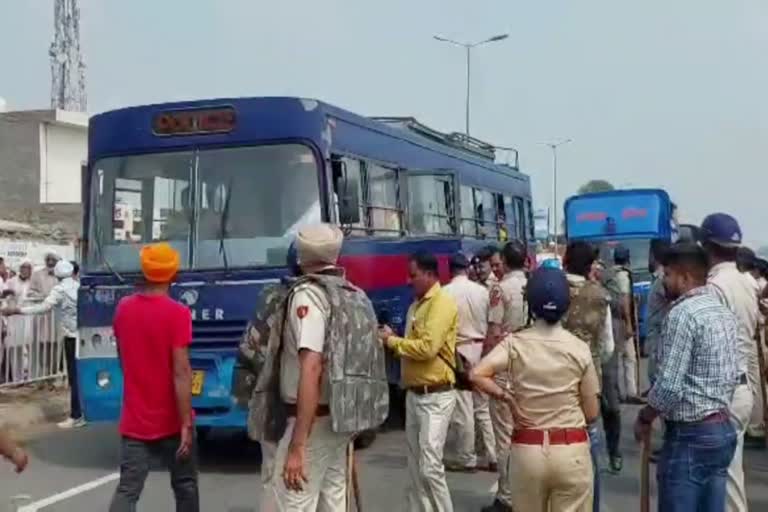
[40,122,86,204]
[0,111,85,239]
[0,114,41,208]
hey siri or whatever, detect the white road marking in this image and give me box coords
[17,472,120,512]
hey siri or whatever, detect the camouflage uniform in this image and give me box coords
[562,275,611,385]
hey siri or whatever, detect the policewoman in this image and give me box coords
[470,267,601,512]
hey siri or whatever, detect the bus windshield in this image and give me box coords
[86,144,320,273]
[597,238,652,281]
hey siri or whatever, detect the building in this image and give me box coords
[0,108,87,239]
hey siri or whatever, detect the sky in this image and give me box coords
[2,0,767,248]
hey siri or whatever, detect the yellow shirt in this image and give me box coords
[388,283,458,388]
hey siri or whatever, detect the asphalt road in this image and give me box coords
[2,406,768,511]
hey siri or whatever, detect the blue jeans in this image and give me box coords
[657,418,737,512]
[588,422,601,512]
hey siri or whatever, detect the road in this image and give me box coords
[2,405,768,511]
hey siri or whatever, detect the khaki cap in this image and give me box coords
[297,223,344,270]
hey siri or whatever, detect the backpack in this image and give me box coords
[300,273,390,434]
[562,279,608,381]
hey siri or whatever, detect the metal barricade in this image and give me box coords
[0,300,65,387]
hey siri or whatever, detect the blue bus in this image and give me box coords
[563,188,677,343]
[77,97,534,431]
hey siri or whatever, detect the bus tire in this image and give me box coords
[196,426,212,442]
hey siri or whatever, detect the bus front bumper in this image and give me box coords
[76,355,249,429]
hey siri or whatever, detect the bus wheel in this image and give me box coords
[196,426,212,442]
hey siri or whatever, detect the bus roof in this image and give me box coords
[89,96,531,200]
[564,188,673,242]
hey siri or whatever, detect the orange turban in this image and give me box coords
[140,243,180,283]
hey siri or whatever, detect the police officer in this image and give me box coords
[239,242,301,512]
[700,213,758,512]
[443,253,497,473]
[483,240,528,512]
[261,224,388,511]
[562,241,614,512]
[471,267,600,512]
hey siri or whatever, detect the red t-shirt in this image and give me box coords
[114,293,193,440]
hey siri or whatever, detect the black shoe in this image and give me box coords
[444,462,478,473]
[481,499,514,512]
[609,455,623,473]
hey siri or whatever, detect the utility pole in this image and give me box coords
[542,139,573,248]
[433,33,509,135]
[50,0,87,111]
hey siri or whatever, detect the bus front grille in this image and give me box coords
[192,320,248,350]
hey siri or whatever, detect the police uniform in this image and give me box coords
[474,268,599,512]
[612,266,638,399]
[486,269,528,510]
[442,268,497,470]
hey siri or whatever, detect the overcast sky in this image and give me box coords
[2,0,766,248]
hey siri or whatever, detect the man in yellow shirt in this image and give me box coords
[379,251,458,512]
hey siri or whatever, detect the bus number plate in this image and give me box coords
[191,371,205,396]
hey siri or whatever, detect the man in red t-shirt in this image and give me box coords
[109,243,198,512]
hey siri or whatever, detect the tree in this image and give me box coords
[578,180,614,195]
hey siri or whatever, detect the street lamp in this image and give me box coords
[433,33,509,135]
[541,138,573,248]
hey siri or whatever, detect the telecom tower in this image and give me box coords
[50,0,86,111]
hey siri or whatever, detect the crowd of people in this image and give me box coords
[1,212,766,512]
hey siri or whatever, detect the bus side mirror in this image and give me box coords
[338,179,361,225]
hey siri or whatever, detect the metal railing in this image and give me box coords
[0,299,65,388]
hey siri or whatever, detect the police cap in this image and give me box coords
[613,246,630,264]
[527,267,570,323]
[449,253,470,272]
[700,213,742,248]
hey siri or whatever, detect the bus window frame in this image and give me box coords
[405,169,458,237]
[360,158,404,237]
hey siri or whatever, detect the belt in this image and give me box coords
[512,428,588,445]
[666,409,729,427]
[407,383,454,395]
[286,404,330,418]
[456,338,484,346]
[739,374,748,385]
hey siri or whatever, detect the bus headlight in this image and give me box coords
[97,371,111,389]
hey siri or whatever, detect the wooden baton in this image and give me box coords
[640,434,650,512]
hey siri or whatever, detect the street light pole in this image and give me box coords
[465,46,471,135]
[542,138,573,248]
[433,33,509,136]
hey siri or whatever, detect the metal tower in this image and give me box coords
[50,0,87,111]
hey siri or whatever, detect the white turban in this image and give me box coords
[54,260,74,279]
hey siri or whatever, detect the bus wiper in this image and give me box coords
[93,207,126,284]
[218,180,233,272]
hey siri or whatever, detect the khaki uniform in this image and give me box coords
[612,268,638,398]
[481,322,599,512]
[442,275,497,468]
[487,270,528,508]
[708,262,759,512]
[388,283,458,512]
[266,281,353,512]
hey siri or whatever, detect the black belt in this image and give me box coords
[739,374,748,385]
[286,404,330,417]
[407,383,454,395]
[666,410,729,428]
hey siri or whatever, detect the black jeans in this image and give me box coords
[63,337,82,419]
[109,435,199,512]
